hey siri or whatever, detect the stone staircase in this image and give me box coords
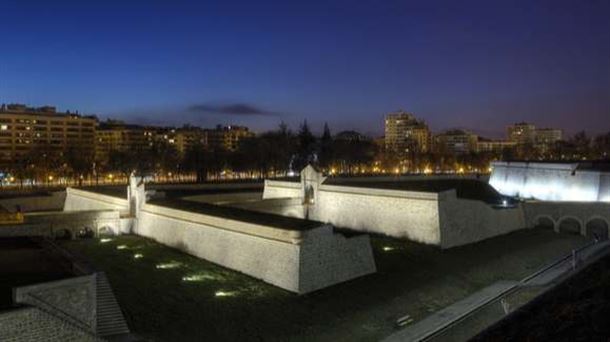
[96,272,130,337]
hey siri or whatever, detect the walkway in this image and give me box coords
[383,239,610,342]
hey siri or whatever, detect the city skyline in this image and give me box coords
[0,102,569,140]
[1,0,608,138]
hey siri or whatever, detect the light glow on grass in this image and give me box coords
[214,290,237,297]
[133,253,143,259]
[116,245,128,250]
[182,273,221,282]
[383,246,395,252]
[156,261,182,269]
[100,238,113,243]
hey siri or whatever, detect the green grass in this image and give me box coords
[61,229,588,342]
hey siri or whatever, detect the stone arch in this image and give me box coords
[585,217,609,241]
[557,216,582,235]
[54,229,72,240]
[533,215,555,230]
[97,225,115,237]
[78,226,95,239]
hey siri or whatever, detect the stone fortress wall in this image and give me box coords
[522,201,610,240]
[310,184,443,245]
[489,161,610,202]
[262,166,525,249]
[63,188,132,234]
[262,180,302,199]
[64,188,129,213]
[437,191,525,248]
[62,181,376,294]
[488,161,610,240]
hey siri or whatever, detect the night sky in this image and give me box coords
[1,0,608,138]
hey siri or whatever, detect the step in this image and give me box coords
[95,273,130,336]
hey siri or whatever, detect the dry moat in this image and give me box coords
[61,228,586,341]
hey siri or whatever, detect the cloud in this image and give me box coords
[187,103,279,116]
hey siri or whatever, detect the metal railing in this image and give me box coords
[419,238,610,342]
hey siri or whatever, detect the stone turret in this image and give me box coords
[127,173,146,218]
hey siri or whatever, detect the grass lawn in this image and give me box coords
[61,228,588,342]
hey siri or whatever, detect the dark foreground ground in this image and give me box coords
[60,228,587,342]
[472,253,610,341]
[0,238,73,309]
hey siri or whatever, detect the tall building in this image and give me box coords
[535,128,563,152]
[206,125,254,151]
[0,104,97,166]
[384,111,431,155]
[507,122,536,144]
[434,129,478,154]
[507,122,563,153]
[173,126,207,155]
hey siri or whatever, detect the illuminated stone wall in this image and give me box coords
[64,188,129,213]
[437,190,525,248]
[263,175,525,248]
[135,203,375,293]
[63,187,375,293]
[262,180,301,199]
[309,185,524,248]
[489,161,610,202]
[298,226,376,293]
[136,203,302,291]
[311,184,442,245]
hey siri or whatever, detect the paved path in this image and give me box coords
[383,281,518,342]
[384,239,610,342]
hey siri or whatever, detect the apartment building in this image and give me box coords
[384,111,431,155]
[0,104,97,166]
[206,125,254,151]
[434,129,478,154]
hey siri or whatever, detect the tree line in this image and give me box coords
[4,124,610,187]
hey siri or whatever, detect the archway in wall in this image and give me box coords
[534,216,555,230]
[585,218,609,240]
[98,226,115,237]
[78,226,95,239]
[558,218,582,235]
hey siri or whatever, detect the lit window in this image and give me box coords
[0,125,7,130]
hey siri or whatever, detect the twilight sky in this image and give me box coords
[0,0,608,138]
